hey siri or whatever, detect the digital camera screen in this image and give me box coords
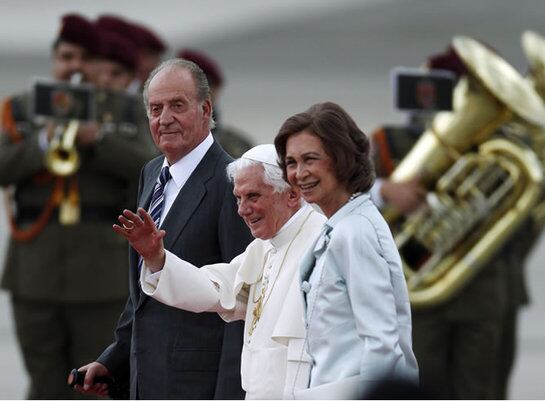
[31,79,95,121]
[392,68,455,112]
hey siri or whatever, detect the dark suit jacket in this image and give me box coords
[97,141,253,399]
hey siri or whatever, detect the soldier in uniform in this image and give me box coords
[178,48,254,158]
[92,18,161,194]
[133,21,166,89]
[93,27,138,92]
[129,19,167,94]
[370,45,533,399]
[0,14,156,398]
[370,116,426,214]
[94,14,167,95]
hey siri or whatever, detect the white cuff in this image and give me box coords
[141,267,162,293]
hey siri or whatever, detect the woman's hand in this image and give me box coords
[112,207,166,272]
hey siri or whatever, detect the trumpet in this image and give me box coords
[44,73,82,177]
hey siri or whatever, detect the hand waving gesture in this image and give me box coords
[113,207,166,272]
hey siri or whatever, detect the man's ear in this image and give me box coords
[286,188,301,208]
[201,98,212,121]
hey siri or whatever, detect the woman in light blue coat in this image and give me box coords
[274,102,419,399]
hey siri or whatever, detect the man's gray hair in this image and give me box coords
[226,158,290,193]
[142,58,215,130]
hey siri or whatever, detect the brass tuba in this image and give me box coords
[388,36,545,308]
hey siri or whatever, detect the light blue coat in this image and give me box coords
[298,194,419,398]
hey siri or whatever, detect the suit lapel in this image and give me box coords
[139,159,163,210]
[132,158,163,308]
[299,225,331,313]
[136,143,221,310]
[161,142,220,250]
[299,245,317,285]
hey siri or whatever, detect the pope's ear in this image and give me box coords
[286,188,301,207]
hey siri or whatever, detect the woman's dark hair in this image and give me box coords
[274,102,375,193]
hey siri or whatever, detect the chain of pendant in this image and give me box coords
[248,212,312,336]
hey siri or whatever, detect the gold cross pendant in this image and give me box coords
[248,296,263,336]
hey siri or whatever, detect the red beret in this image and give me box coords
[58,13,101,55]
[177,48,224,87]
[427,45,468,79]
[97,30,138,70]
[96,15,139,47]
[130,23,166,53]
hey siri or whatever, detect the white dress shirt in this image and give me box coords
[157,133,213,226]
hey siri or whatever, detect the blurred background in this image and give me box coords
[1,0,545,398]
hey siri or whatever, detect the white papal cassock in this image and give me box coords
[141,204,325,399]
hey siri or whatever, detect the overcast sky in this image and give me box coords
[0,0,369,54]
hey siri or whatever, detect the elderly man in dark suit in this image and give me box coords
[75,59,253,399]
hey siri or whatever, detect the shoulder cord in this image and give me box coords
[1,99,64,242]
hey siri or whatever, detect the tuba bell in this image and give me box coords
[521,30,545,227]
[388,36,545,308]
[522,30,545,100]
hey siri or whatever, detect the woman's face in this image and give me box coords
[285,130,350,217]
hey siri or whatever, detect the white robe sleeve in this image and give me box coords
[140,241,263,320]
[140,250,235,314]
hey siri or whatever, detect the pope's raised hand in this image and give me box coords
[113,207,166,272]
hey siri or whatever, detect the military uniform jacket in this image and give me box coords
[0,91,156,302]
[97,143,254,399]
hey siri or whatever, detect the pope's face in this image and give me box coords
[233,165,292,240]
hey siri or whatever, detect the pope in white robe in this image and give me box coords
[115,144,325,399]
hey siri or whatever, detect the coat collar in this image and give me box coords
[323,193,370,231]
[299,194,370,286]
[269,204,311,250]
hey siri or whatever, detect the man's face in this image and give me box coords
[233,165,293,240]
[95,59,134,90]
[147,67,211,164]
[52,41,90,81]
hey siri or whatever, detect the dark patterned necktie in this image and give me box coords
[149,166,171,227]
[138,165,171,276]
